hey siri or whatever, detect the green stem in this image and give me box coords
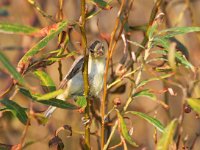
[80,0,90,149]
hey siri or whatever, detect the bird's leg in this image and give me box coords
[90,98,102,123]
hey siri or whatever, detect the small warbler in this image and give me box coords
[44,40,106,118]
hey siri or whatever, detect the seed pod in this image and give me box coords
[184,103,191,113]
[113,97,121,106]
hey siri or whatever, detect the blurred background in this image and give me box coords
[0,0,200,149]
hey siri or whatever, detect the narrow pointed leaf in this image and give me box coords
[34,70,56,92]
[0,22,39,35]
[158,27,200,39]
[19,88,77,110]
[36,89,64,100]
[127,111,164,132]
[147,23,158,39]
[19,88,39,99]
[0,99,28,125]
[152,49,194,71]
[91,0,112,10]
[0,51,24,85]
[75,96,87,108]
[117,111,138,147]
[133,89,156,100]
[137,73,173,88]
[175,51,194,71]
[187,98,200,115]
[39,99,77,109]
[157,119,177,150]
[127,40,145,49]
[18,21,68,69]
[152,38,170,49]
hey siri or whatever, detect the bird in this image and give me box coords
[44,40,106,118]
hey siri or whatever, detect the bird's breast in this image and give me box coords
[88,58,105,96]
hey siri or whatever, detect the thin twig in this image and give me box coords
[27,0,56,22]
[19,118,30,149]
[86,0,113,20]
[101,0,126,148]
[0,82,14,98]
[57,0,64,81]
[80,0,90,149]
[103,121,118,150]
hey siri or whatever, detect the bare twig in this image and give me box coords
[101,0,126,148]
[19,118,30,149]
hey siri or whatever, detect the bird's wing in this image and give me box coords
[58,56,84,89]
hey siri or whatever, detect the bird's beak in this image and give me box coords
[98,48,104,56]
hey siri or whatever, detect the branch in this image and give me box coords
[80,0,90,149]
[101,0,126,148]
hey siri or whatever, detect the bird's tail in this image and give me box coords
[44,94,66,118]
[44,106,57,118]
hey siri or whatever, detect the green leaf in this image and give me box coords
[175,51,194,71]
[152,49,194,71]
[36,89,64,100]
[126,111,164,132]
[147,23,158,40]
[19,88,77,110]
[137,73,173,88]
[117,110,138,147]
[39,99,78,110]
[153,37,190,61]
[18,21,68,68]
[32,113,48,125]
[91,0,112,10]
[152,37,170,49]
[157,119,177,150]
[155,66,172,73]
[18,87,39,99]
[48,51,77,62]
[34,70,56,92]
[157,26,200,39]
[75,96,87,108]
[0,22,39,35]
[187,98,200,115]
[0,99,28,125]
[0,51,24,85]
[127,40,145,49]
[133,89,156,100]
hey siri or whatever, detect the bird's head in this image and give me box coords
[89,40,105,58]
